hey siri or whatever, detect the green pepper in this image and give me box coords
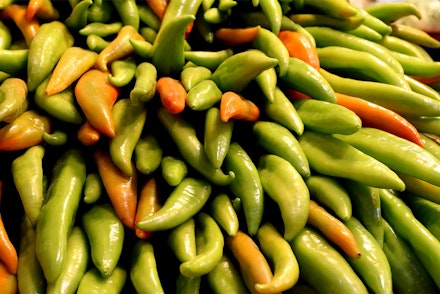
[46,226,89,294]
[179,212,224,278]
[255,67,277,104]
[86,0,114,23]
[389,50,440,78]
[298,130,405,191]
[289,13,364,31]
[405,193,440,241]
[253,120,310,177]
[211,49,278,93]
[0,20,11,50]
[206,254,248,294]
[157,107,234,186]
[27,20,74,92]
[290,227,368,294]
[224,142,263,236]
[130,240,165,294]
[382,218,437,294]
[111,0,139,30]
[355,7,392,36]
[134,132,163,175]
[335,127,440,188]
[209,193,239,237]
[237,11,298,32]
[263,86,304,136]
[184,49,234,71]
[379,189,440,288]
[109,98,147,177]
[186,79,223,111]
[305,174,352,221]
[258,0,282,34]
[343,180,384,247]
[137,4,161,31]
[0,49,28,75]
[279,57,337,103]
[344,217,393,294]
[180,65,212,91]
[175,274,201,294]
[79,22,123,37]
[301,0,358,19]
[35,148,86,283]
[344,24,384,42]
[168,218,197,263]
[83,172,103,204]
[77,266,126,294]
[390,23,440,49]
[86,34,110,53]
[136,177,212,231]
[107,56,137,87]
[377,35,430,61]
[161,155,188,187]
[82,203,124,278]
[258,154,310,241]
[203,106,233,169]
[17,217,45,294]
[366,2,422,24]
[130,62,157,104]
[65,0,93,31]
[42,130,68,146]
[0,77,28,124]
[404,75,440,101]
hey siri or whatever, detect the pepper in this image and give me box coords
[161,156,188,187]
[344,24,384,42]
[134,132,163,175]
[151,15,195,76]
[65,0,93,31]
[206,254,248,293]
[355,7,392,36]
[203,7,230,24]
[258,154,309,241]
[420,133,440,161]
[219,91,260,123]
[258,0,282,35]
[397,173,440,204]
[94,147,137,230]
[175,275,201,294]
[209,193,239,237]
[214,26,260,47]
[74,69,120,138]
[366,2,422,24]
[224,142,263,236]
[109,98,147,177]
[184,49,234,71]
[210,49,278,93]
[0,20,11,50]
[278,30,320,70]
[157,107,235,186]
[306,26,403,75]
[195,10,215,43]
[390,23,440,49]
[288,13,364,32]
[405,193,440,243]
[26,0,60,21]
[138,3,161,30]
[135,177,162,239]
[404,75,440,101]
[136,177,211,231]
[76,120,101,146]
[255,222,299,293]
[263,86,304,135]
[83,172,102,204]
[35,75,83,125]
[86,34,110,53]
[168,218,197,263]
[343,180,384,247]
[344,217,393,294]
[80,21,121,37]
[293,98,362,135]
[0,260,17,294]
[180,65,212,91]
[382,218,437,294]
[130,62,157,104]
[390,51,440,78]
[305,174,352,221]
[76,266,127,294]
[42,130,68,146]
[35,148,86,283]
[320,68,440,117]
[280,57,336,103]
[46,226,89,294]
[0,4,40,47]
[180,212,224,278]
[0,110,51,151]
[11,145,45,227]
[251,27,290,77]
[254,67,277,103]
[203,106,233,169]
[298,130,405,191]
[27,20,74,92]
[17,217,45,294]
[0,212,17,275]
[186,79,223,111]
[290,227,368,294]
[335,127,440,188]
[377,35,431,61]
[237,11,298,32]
[225,230,276,293]
[109,0,139,30]
[307,200,360,259]
[379,188,440,288]
[130,240,164,294]
[0,49,28,75]
[253,121,310,177]
[82,203,124,278]
[300,0,358,19]
[95,25,145,72]
[156,76,187,114]
[0,77,28,123]
[45,46,98,96]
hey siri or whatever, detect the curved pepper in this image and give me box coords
[77,266,126,294]
[206,254,248,293]
[110,0,139,31]
[11,145,45,227]
[35,148,86,283]
[130,62,157,103]
[255,67,277,103]
[26,0,60,21]
[0,4,40,47]
[82,203,124,278]
[86,34,110,53]
[27,20,74,92]
[390,23,440,49]
[156,76,187,114]
[168,218,197,263]
[76,120,101,146]
[83,172,103,204]
[0,77,28,123]
[135,177,163,239]
[404,75,440,101]
[137,4,161,30]
[209,192,239,237]
[186,79,222,111]
[289,13,364,32]
[366,2,421,24]
[0,20,11,50]
[301,0,358,19]
[74,69,120,138]
[219,91,260,122]
[109,98,147,177]
[0,110,51,151]
[134,132,163,175]
[157,107,235,186]
[0,49,28,75]
[86,0,114,23]
[136,177,212,231]
[184,49,233,71]
[180,65,212,91]
[161,156,188,186]
[253,120,310,177]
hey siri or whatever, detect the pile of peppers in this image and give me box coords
[1,0,440,293]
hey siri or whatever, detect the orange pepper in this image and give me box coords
[0,261,17,294]
[76,119,101,146]
[219,91,260,122]
[0,182,18,275]
[214,26,261,47]
[26,0,60,21]
[135,177,163,239]
[145,0,168,20]
[94,147,137,230]
[74,69,120,138]
[156,76,187,114]
[0,4,40,47]
[278,30,320,70]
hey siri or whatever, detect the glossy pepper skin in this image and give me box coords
[0,77,28,123]
[35,148,86,284]
[27,20,74,92]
